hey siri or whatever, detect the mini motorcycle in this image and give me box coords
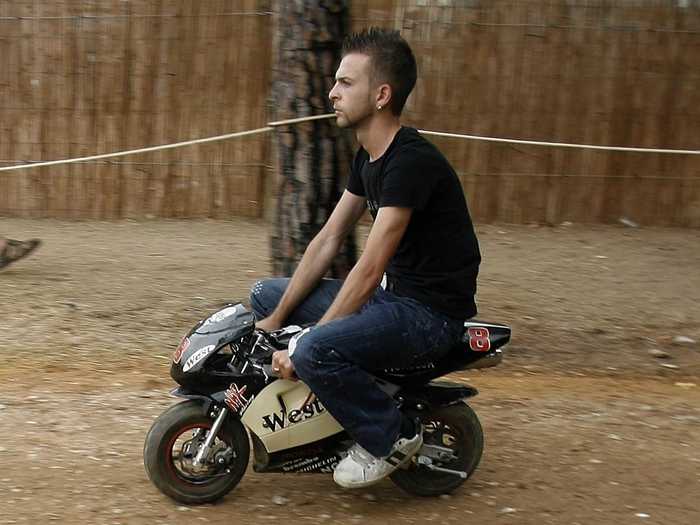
[143,303,511,504]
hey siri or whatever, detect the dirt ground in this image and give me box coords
[1,218,699,525]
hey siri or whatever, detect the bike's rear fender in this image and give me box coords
[398,380,478,410]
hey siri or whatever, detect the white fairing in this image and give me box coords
[241,380,343,453]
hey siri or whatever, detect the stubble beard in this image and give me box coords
[339,110,372,130]
[336,99,375,130]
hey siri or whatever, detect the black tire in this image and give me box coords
[143,400,250,504]
[391,402,484,497]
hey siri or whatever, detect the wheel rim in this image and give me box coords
[165,423,236,485]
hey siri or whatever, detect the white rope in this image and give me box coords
[1,112,697,172]
[417,129,700,155]
[0,114,335,172]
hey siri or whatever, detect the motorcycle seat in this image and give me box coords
[373,321,511,386]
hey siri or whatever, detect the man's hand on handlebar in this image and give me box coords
[271,350,297,380]
[255,316,283,333]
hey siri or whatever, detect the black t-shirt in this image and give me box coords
[346,127,481,320]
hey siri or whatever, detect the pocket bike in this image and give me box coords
[143,303,511,503]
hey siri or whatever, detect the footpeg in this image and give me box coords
[419,443,457,462]
[416,456,467,478]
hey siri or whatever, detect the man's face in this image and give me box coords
[329,53,375,129]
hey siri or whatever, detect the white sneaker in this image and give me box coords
[333,431,423,489]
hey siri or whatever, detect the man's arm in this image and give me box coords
[258,190,367,330]
[318,206,412,324]
[270,205,411,380]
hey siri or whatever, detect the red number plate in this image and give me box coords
[467,327,491,352]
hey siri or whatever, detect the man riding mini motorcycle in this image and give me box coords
[252,27,482,489]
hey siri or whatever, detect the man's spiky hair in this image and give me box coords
[342,27,417,116]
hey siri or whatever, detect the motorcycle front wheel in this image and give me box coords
[391,402,484,497]
[143,400,250,504]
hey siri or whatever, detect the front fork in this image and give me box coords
[192,406,229,467]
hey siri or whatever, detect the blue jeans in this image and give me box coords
[249,278,464,457]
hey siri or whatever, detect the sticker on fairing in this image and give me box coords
[467,327,491,352]
[172,337,190,364]
[261,398,327,432]
[202,306,239,326]
[182,344,216,372]
[224,383,253,414]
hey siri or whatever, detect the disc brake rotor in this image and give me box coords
[171,427,232,479]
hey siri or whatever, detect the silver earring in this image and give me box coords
[377,105,382,110]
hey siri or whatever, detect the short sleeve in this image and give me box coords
[346,149,366,197]
[379,148,434,211]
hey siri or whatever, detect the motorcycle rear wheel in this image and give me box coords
[143,400,250,504]
[391,402,483,497]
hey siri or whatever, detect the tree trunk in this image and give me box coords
[270,0,356,277]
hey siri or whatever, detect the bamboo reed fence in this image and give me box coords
[1,0,698,225]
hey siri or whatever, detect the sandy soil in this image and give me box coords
[1,218,699,525]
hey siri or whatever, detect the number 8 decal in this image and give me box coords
[468,327,491,352]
